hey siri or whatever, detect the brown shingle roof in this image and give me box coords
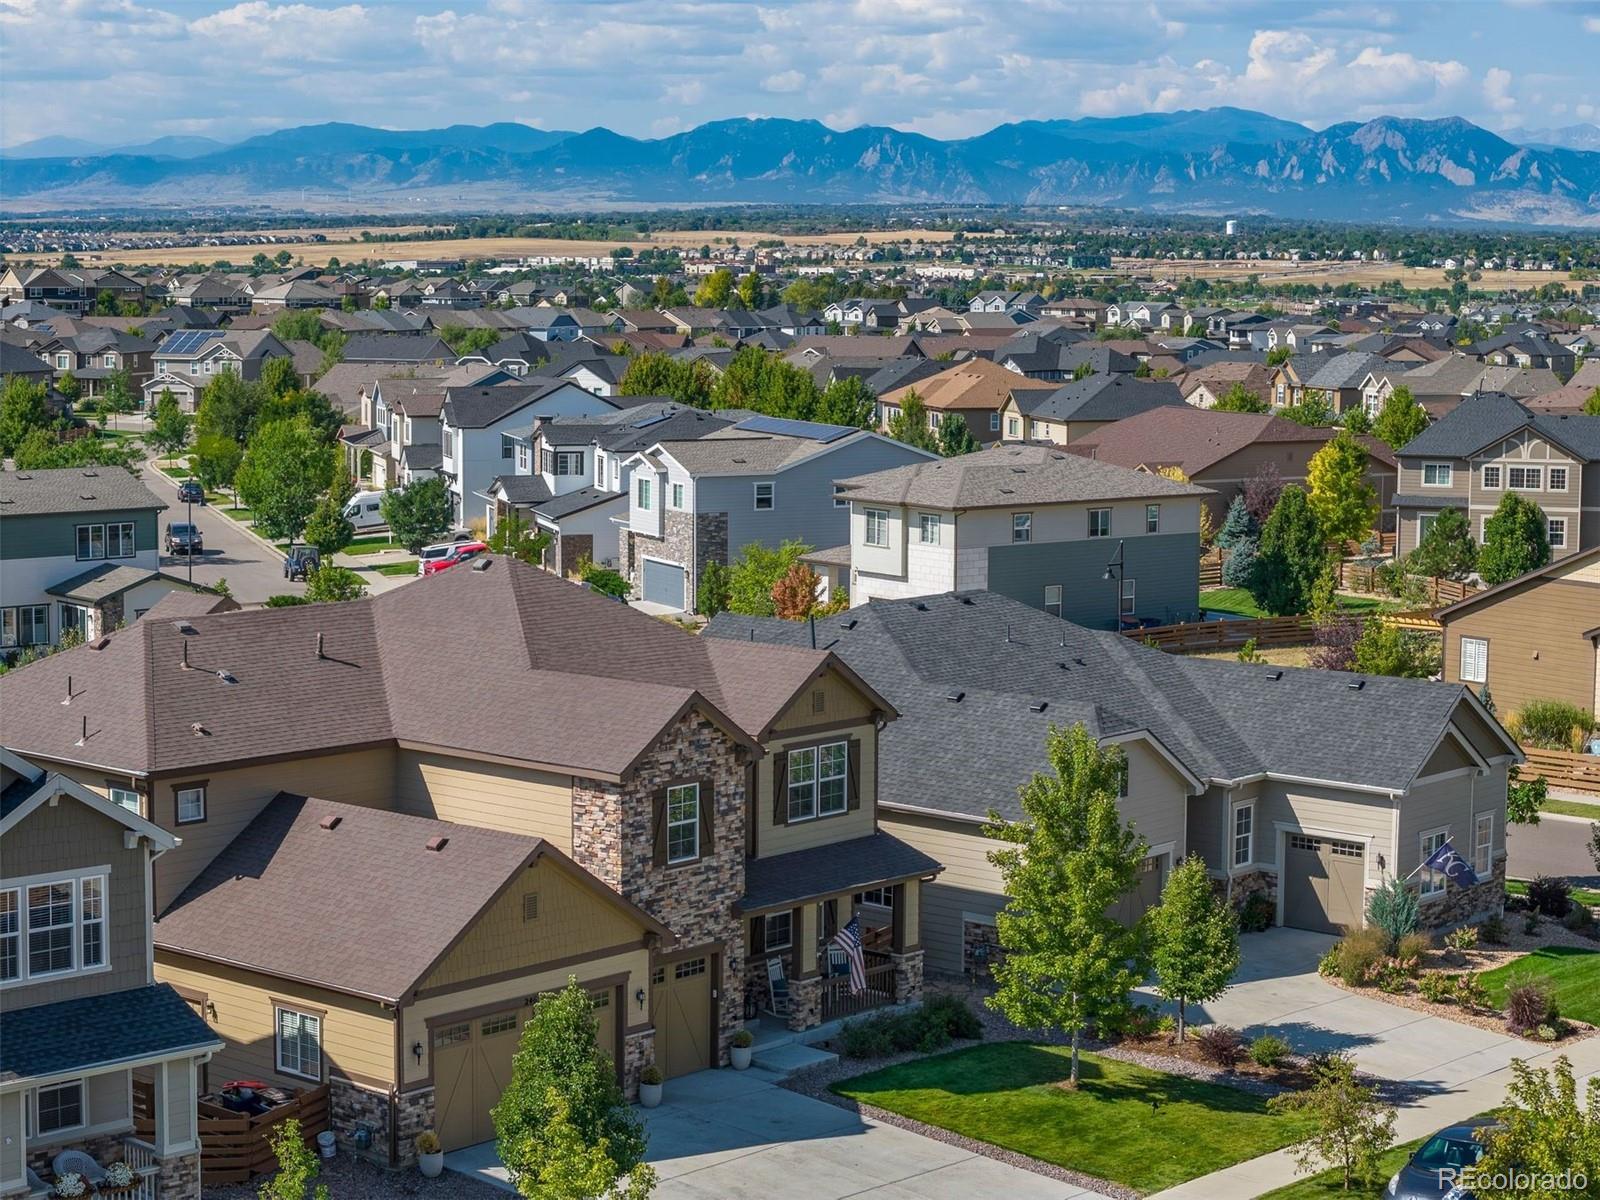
[879,358,1025,412]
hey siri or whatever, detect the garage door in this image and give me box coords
[650,956,713,1079]
[642,559,686,609]
[590,988,618,1069]
[432,1009,523,1152]
[1114,853,1167,925]
[1283,834,1366,934]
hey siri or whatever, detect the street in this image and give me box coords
[1507,807,1600,888]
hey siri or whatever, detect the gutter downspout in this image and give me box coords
[1222,786,1233,907]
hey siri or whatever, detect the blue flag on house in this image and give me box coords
[1420,838,1480,888]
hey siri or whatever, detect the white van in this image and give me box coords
[342,490,387,532]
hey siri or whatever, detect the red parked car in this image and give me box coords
[419,541,488,576]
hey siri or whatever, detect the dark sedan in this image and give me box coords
[1385,1118,1500,1198]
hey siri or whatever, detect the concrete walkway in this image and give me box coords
[1145,928,1600,1198]
[446,1065,1106,1199]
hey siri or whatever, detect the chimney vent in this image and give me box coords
[319,815,342,830]
[425,835,450,852]
[316,632,325,659]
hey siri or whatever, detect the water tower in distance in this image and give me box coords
[1224,218,1239,237]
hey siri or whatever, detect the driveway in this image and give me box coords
[1140,927,1530,1091]
[1508,808,1600,888]
[446,1066,1102,1199]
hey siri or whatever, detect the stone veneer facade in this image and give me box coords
[571,709,749,1068]
[1225,868,1278,923]
[1418,857,1507,931]
[155,1150,200,1200]
[620,509,731,610]
[622,1028,655,1101]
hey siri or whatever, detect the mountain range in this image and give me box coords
[5,108,1600,226]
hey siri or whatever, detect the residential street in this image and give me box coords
[1507,806,1600,887]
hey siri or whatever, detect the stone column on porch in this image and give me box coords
[150,1057,202,1200]
[888,881,925,1006]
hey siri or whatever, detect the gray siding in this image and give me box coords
[985,530,1201,628]
[0,509,162,561]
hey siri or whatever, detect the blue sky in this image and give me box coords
[2,0,1598,147]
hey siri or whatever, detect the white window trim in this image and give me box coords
[785,742,849,822]
[989,412,1001,432]
[1480,464,1502,490]
[1507,465,1542,491]
[863,508,890,548]
[1120,577,1136,617]
[753,482,775,511]
[109,786,141,814]
[1548,466,1568,492]
[636,477,652,511]
[1419,827,1450,899]
[1459,636,1488,684]
[1043,584,1062,616]
[274,1006,323,1082]
[33,1079,87,1138]
[665,782,700,864]
[917,512,940,545]
[1232,803,1254,868]
[1547,518,1567,549]
[1473,812,1494,877]
[1012,512,1032,544]
[1,869,112,988]
[1145,504,1160,534]
[1089,507,1112,538]
[1421,462,1453,488]
[175,785,205,826]
[763,912,792,951]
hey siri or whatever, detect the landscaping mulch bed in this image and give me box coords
[202,1151,503,1200]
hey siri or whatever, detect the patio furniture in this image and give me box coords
[25,1168,49,1199]
[766,957,790,1017]
[52,1151,107,1186]
[826,946,849,977]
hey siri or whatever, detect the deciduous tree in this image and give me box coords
[885,390,939,453]
[303,564,367,603]
[618,353,712,409]
[1306,427,1378,547]
[0,376,52,454]
[1149,855,1240,1042]
[147,389,192,463]
[813,377,875,429]
[191,432,243,496]
[693,268,734,308]
[727,539,810,617]
[380,476,454,554]
[936,412,980,456]
[1372,385,1428,451]
[771,561,822,620]
[1469,1056,1599,1200]
[1269,1053,1397,1192]
[487,508,553,565]
[1478,492,1550,585]
[235,417,333,543]
[1213,383,1267,413]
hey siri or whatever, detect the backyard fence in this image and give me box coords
[135,1080,330,1185]
[1126,615,1314,653]
[1519,746,1600,794]
[1338,561,1479,607]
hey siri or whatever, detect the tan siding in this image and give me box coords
[162,1060,195,1151]
[0,1092,23,1191]
[155,954,396,1089]
[878,811,1003,975]
[393,751,574,848]
[757,720,877,856]
[1442,577,1600,715]
[0,799,149,1006]
[1112,741,1190,857]
[1255,781,1397,887]
[767,670,877,734]
[420,860,645,991]
[1420,736,1476,778]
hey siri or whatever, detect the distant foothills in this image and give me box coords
[5,107,1600,227]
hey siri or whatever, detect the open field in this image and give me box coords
[46,226,977,269]
[1121,257,1582,290]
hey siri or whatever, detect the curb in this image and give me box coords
[147,461,288,562]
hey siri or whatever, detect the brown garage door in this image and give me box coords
[1283,834,1366,934]
[432,1009,523,1152]
[590,988,618,1069]
[1114,853,1167,925]
[650,956,713,1079]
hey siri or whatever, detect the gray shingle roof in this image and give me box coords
[0,466,165,517]
[1,985,220,1082]
[707,591,1498,821]
[1014,374,1186,423]
[1302,352,1389,391]
[533,485,621,520]
[443,379,588,428]
[44,564,198,604]
[835,443,1209,509]
[1397,392,1600,461]
[741,832,942,912]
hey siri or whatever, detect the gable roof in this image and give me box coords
[442,378,598,428]
[1396,392,1600,461]
[1435,544,1600,621]
[1072,408,1342,476]
[0,466,166,517]
[1012,373,1186,423]
[878,358,1023,412]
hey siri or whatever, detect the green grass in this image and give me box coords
[1256,1136,1423,1198]
[1200,589,1398,620]
[161,465,191,478]
[373,560,419,576]
[1478,947,1600,1025]
[344,539,406,555]
[1537,796,1600,820]
[1507,879,1600,908]
[831,1042,1316,1194]
[213,505,255,523]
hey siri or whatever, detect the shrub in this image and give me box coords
[1317,945,1341,978]
[1418,972,1456,1004]
[264,593,311,607]
[1511,700,1596,751]
[415,1131,441,1155]
[1524,912,1541,935]
[1155,1013,1178,1036]
[1333,927,1390,987]
[839,996,983,1058]
[840,1018,895,1059]
[1395,932,1432,974]
[1377,963,1411,994]
[639,1065,663,1086]
[731,1029,754,1049]
[1536,1023,1559,1042]
[1249,1034,1292,1069]
[1505,978,1558,1034]
[1443,925,1479,953]
[1480,915,1507,944]
[1454,974,1489,1010]
[1563,904,1594,931]
[1527,876,1573,918]
[1193,1025,1245,1069]
[1366,877,1419,951]
[1239,892,1275,933]
[1123,1005,1161,1039]
[922,993,984,1040]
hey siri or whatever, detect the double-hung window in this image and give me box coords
[175,785,206,825]
[1043,584,1062,617]
[754,482,775,510]
[1233,804,1254,867]
[1006,416,1020,438]
[554,451,584,476]
[1421,463,1452,487]
[1088,507,1111,538]
[1473,813,1494,877]
[500,433,516,460]
[1459,636,1488,684]
[917,513,940,544]
[1120,578,1136,617]
[864,508,889,547]
[989,412,1000,433]
[1420,829,1449,898]
[16,606,48,647]
[1481,464,1502,489]
[1548,467,1568,492]
[35,1082,84,1135]
[26,882,75,977]
[786,742,848,822]
[636,477,652,510]
[1548,518,1567,549]
[1145,504,1160,534]
[275,1007,322,1080]
[671,483,684,509]
[106,523,135,559]
[79,877,105,969]
[763,911,792,951]
[665,783,700,864]
[0,891,17,982]
[1012,512,1032,543]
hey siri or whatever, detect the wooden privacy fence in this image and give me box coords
[1338,561,1479,607]
[1127,615,1313,653]
[1199,549,1226,588]
[1519,746,1600,794]
[135,1080,330,1185]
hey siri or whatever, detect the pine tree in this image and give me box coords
[1408,507,1476,581]
[1216,495,1257,550]
[1250,486,1324,615]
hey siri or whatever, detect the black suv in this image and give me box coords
[283,546,321,581]
[177,480,205,506]
[164,522,203,555]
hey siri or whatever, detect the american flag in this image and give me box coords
[831,914,867,994]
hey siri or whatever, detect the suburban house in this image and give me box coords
[32,329,155,401]
[141,331,292,411]
[165,275,250,312]
[0,561,937,1157]
[439,379,625,527]
[1178,362,1274,411]
[836,443,1210,626]
[876,359,1041,446]
[0,342,57,393]
[708,590,1520,974]
[484,403,736,576]
[338,365,509,491]
[1299,352,1388,415]
[1392,393,1600,559]
[0,467,207,651]
[996,374,1186,445]
[0,268,87,315]
[0,749,224,1200]
[619,417,937,612]
[996,334,1111,382]
[1072,407,1398,528]
[1436,546,1600,718]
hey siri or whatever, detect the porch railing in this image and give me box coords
[122,1136,160,1200]
[820,951,897,1023]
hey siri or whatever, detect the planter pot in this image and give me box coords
[730,1045,753,1070]
[639,1082,663,1109]
[418,1152,445,1179]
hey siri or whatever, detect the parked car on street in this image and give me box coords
[283,546,322,581]
[342,489,387,532]
[419,541,488,576]
[1385,1117,1499,1198]
[164,522,203,555]
[177,480,206,506]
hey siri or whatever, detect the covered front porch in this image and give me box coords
[740,831,941,1032]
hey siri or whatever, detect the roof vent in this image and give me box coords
[839,618,858,630]
[216,669,237,685]
[79,493,96,501]
[425,835,450,852]
[14,473,30,480]
[1348,679,1366,691]
[173,620,196,635]
[191,722,211,737]
[945,690,965,703]
[471,557,492,571]
[319,815,342,830]
[81,469,98,478]
[1073,657,1086,666]
[1267,670,1283,681]
[959,596,975,606]
[89,635,110,651]
[1029,701,1048,713]
[913,601,927,611]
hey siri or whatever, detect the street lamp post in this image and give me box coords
[186,496,194,585]
[1102,539,1126,631]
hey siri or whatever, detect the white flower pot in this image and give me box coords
[419,1151,445,1178]
[730,1045,753,1070]
[639,1081,663,1108]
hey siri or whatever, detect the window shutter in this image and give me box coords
[771,751,788,826]
[847,738,862,812]
[698,779,715,857]
[651,789,668,868]
[750,915,766,955]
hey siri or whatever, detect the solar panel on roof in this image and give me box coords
[159,329,221,356]
[733,414,854,443]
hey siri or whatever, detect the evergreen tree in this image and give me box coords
[1408,507,1476,581]
[936,412,980,456]
[1216,495,1257,550]
[1372,385,1429,451]
[1249,486,1324,615]
[1306,427,1378,547]
[1477,492,1551,585]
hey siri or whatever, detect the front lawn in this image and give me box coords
[345,539,406,555]
[1478,947,1600,1025]
[213,505,255,523]
[374,560,419,576]
[1534,796,1600,820]
[831,1042,1315,1194]
[1507,879,1600,908]
[1200,589,1396,620]
[1257,1137,1422,1198]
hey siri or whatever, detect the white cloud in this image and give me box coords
[1584,15,1600,31]
[761,70,806,93]
[1483,66,1515,113]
